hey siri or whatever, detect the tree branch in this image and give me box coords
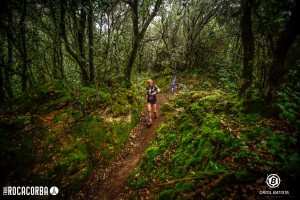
[187,173,232,198]
[121,0,133,7]
[139,0,163,38]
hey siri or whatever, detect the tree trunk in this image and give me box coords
[5,7,14,98]
[124,0,163,87]
[20,0,28,91]
[124,0,138,87]
[78,6,89,86]
[49,0,65,82]
[59,37,65,81]
[125,37,139,86]
[60,0,89,86]
[88,4,95,85]
[0,48,5,101]
[52,41,60,79]
[266,0,300,102]
[239,0,255,100]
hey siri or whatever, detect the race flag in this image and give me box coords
[170,66,177,92]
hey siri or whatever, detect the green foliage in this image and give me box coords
[277,86,300,130]
[161,102,173,113]
[217,64,240,91]
[163,67,174,76]
[158,189,175,200]
[245,113,260,122]
[13,115,31,129]
[127,89,298,199]
[234,147,249,159]
[0,80,144,197]
[8,80,72,114]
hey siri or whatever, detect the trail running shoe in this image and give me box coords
[154,112,158,119]
[147,121,153,126]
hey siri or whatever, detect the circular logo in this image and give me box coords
[50,186,59,195]
[266,174,281,188]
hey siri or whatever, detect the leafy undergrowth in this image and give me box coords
[125,90,300,199]
[0,80,144,198]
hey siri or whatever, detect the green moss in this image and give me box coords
[54,112,75,124]
[1,77,147,199]
[69,149,88,162]
[127,88,297,199]
[13,115,31,129]
[101,92,111,102]
[200,125,212,134]
[8,80,72,113]
[174,99,189,108]
[234,146,249,159]
[161,103,173,113]
[146,146,159,161]
[245,113,260,122]
[158,189,174,200]
[136,178,148,187]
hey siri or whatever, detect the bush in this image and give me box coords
[277,86,300,130]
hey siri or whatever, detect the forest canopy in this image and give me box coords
[0,0,299,107]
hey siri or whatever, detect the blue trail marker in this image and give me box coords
[170,66,177,93]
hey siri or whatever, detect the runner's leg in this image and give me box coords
[147,103,152,121]
[153,104,158,119]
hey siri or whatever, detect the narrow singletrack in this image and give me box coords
[70,92,170,200]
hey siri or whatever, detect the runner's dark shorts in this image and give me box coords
[147,95,157,104]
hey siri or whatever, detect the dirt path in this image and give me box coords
[70,92,170,200]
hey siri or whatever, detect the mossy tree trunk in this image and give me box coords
[239,0,255,101]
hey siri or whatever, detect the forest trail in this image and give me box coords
[71,92,171,200]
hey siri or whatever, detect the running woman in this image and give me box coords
[146,79,160,125]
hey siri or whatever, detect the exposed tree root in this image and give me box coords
[186,173,233,199]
